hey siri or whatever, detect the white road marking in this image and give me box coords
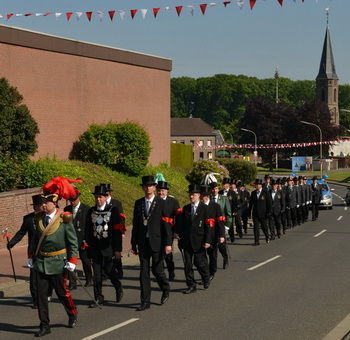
[247,255,281,271]
[323,312,350,340]
[81,318,139,340]
[314,230,327,237]
[337,216,343,221]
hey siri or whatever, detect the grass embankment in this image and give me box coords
[40,160,191,222]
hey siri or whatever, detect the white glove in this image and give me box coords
[225,226,230,231]
[27,258,34,268]
[297,204,299,208]
[64,262,76,272]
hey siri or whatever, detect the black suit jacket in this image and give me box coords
[207,202,225,241]
[164,195,181,228]
[270,189,285,216]
[249,189,272,219]
[174,201,212,250]
[85,204,123,257]
[8,212,36,252]
[285,186,297,209]
[64,202,90,248]
[131,196,172,252]
[311,183,323,203]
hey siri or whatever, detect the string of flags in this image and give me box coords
[0,0,318,22]
[193,139,345,150]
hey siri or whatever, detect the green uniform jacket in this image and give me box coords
[29,211,79,275]
[216,195,232,227]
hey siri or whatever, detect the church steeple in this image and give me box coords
[316,12,339,125]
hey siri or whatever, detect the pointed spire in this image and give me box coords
[316,10,338,81]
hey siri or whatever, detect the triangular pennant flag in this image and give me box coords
[164,7,171,12]
[97,11,104,22]
[36,13,44,16]
[66,12,73,21]
[86,12,92,21]
[130,9,138,19]
[76,12,83,20]
[210,3,217,7]
[6,14,13,21]
[278,0,283,6]
[249,0,257,9]
[141,9,148,19]
[237,0,244,9]
[188,5,195,16]
[176,6,183,16]
[223,2,231,7]
[24,13,33,16]
[0,14,4,19]
[200,4,207,15]
[55,13,62,19]
[44,13,52,16]
[119,10,125,20]
[108,11,115,20]
[153,8,160,18]
[16,14,24,17]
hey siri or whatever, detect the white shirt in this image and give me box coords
[97,203,106,211]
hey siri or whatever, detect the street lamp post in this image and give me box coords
[225,131,233,144]
[241,128,257,166]
[300,120,323,178]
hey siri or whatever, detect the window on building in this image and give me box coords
[208,152,212,160]
[180,140,185,144]
[199,140,204,146]
[199,152,204,160]
[207,140,212,147]
[334,89,337,102]
[190,140,194,145]
[172,140,177,143]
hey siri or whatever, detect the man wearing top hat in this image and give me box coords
[269,179,285,239]
[174,184,212,294]
[248,179,272,246]
[200,185,225,281]
[28,192,79,337]
[7,194,43,309]
[263,174,272,191]
[64,189,93,289]
[131,176,172,311]
[236,181,250,234]
[311,176,322,221]
[100,183,126,279]
[85,185,124,308]
[156,180,181,281]
[302,176,312,222]
[285,177,298,228]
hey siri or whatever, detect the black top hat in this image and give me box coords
[298,176,303,180]
[200,185,211,196]
[236,180,243,187]
[264,174,270,179]
[31,194,42,206]
[276,178,281,185]
[100,183,112,191]
[209,182,218,189]
[312,176,318,181]
[41,193,59,203]
[223,178,231,184]
[92,185,108,196]
[230,179,236,185]
[156,181,169,190]
[141,176,156,186]
[188,184,201,193]
[255,178,263,185]
[271,179,277,186]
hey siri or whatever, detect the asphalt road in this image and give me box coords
[1,183,349,340]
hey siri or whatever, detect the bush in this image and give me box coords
[76,121,151,176]
[0,153,23,192]
[216,158,257,184]
[185,160,229,185]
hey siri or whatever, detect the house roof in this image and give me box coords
[171,118,216,136]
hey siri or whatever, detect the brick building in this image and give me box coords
[0,24,172,164]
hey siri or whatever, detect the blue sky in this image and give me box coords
[1,0,349,83]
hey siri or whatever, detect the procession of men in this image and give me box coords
[3,173,324,337]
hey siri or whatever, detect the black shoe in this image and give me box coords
[239,234,243,238]
[223,259,229,269]
[116,291,124,303]
[203,281,210,289]
[34,328,51,337]
[230,237,235,242]
[89,300,103,308]
[266,237,270,244]
[244,229,248,234]
[69,284,77,291]
[169,271,175,281]
[253,242,260,246]
[31,303,38,309]
[161,291,169,305]
[183,287,197,294]
[68,316,77,328]
[136,303,150,311]
[84,281,93,287]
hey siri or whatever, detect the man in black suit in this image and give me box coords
[64,190,93,288]
[131,176,172,311]
[85,185,124,307]
[156,180,181,281]
[269,179,285,239]
[311,176,323,221]
[249,179,272,245]
[285,177,297,228]
[237,181,250,234]
[7,194,43,309]
[174,184,212,294]
[100,183,126,279]
[200,185,225,281]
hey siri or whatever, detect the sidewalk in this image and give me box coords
[0,228,138,298]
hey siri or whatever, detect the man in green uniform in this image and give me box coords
[29,193,79,337]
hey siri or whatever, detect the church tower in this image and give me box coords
[316,15,339,125]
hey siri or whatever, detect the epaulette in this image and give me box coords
[61,211,72,223]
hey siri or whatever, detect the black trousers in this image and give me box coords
[207,243,218,276]
[269,214,282,237]
[138,239,170,304]
[29,268,38,302]
[252,215,269,244]
[69,248,93,285]
[91,252,123,302]
[312,203,320,220]
[164,253,175,273]
[183,244,210,288]
[35,270,77,330]
[234,214,243,237]
[286,207,297,227]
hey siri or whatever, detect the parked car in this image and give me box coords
[346,187,350,206]
[307,179,333,209]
